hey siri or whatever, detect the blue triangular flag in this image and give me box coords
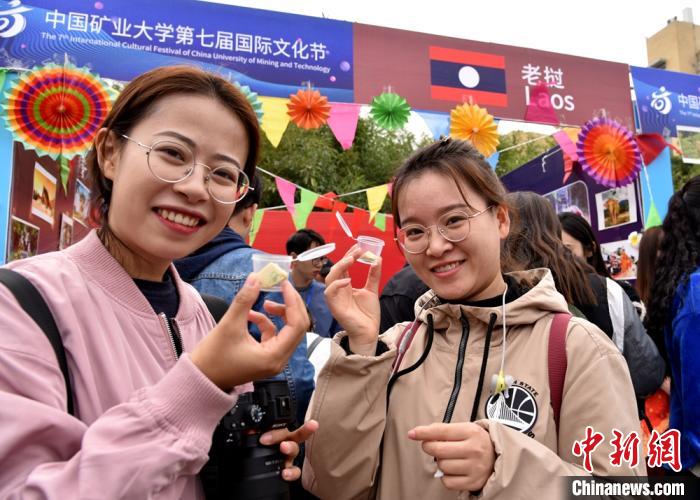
[416,110,449,140]
[486,151,500,170]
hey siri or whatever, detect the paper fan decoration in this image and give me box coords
[369,92,411,130]
[449,103,499,157]
[234,82,264,124]
[287,88,331,129]
[3,62,114,160]
[576,118,641,188]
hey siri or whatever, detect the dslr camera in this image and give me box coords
[201,379,294,500]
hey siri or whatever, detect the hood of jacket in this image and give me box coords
[174,227,248,282]
[413,268,569,331]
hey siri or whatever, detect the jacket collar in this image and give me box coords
[65,230,200,320]
[414,268,569,330]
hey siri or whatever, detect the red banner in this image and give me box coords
[353,24,634,128]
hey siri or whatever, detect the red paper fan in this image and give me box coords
[287,88,331,130]
[576,118,641,187]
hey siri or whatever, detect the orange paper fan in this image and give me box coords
[449,103,499,157]
[287,88,331,130]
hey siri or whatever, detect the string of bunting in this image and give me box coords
[254,166,393,236]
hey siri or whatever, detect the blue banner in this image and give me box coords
[631,66,700,137]
[0,0,354,101]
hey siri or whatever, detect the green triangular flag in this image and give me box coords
[293,188,319,229]
[373,213,386,231]
[0,69,7,93]
[59,156,70,194]
[249,209,264,246]
[645,202,662,229]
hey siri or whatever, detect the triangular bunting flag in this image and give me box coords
[328,102,361,150]
[374,213,386,231]
[59,156,70,194]
[524,81,559,125]
[645,202,662,229]
[275,176,297,216]
[260,96,290,147]
[552,130,578,161]
[332,200,348,213]
[249,209,264,246]
[486,151,500,170]
[562,152,574,183]
[293,188,319,229]
[416,110,450,140]
[366,184,389,222]
[636,133,681,166]
[316,191,337,210]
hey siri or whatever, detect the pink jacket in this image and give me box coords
[0,231,246,499]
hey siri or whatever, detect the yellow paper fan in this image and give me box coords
[449,103,499,157]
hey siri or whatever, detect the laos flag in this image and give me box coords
[430,46,508,107]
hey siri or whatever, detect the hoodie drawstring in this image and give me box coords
[470,312,498,422]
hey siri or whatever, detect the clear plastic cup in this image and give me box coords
[357,236,384,265]
[251,253,292,291]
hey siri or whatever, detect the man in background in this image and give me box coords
[285,229,342,339]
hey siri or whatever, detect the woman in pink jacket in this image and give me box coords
[0,66,315,498]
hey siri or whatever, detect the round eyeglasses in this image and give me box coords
[396,206,494,254]
[122,134,251,204]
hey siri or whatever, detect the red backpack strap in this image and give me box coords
[548,312,571,435]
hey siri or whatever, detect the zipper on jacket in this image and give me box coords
[159,313,182,361]
[442,315,470,423]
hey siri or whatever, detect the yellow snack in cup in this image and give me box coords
[360,250,378,263]
[257,262,288,289]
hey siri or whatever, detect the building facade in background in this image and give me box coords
[647,8,700,75]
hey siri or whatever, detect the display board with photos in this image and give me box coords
[6,144,92,262]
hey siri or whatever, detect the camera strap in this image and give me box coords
[0,269,74,415]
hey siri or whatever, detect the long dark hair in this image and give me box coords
[645,176,700,343]
[635,226,663,305]
[503,191,597,305]
[558,212,610,278]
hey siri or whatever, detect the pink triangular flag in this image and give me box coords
[275,177,297,216]
[328,102,361,150]
[553,130,578,161]
[525,81,559,125]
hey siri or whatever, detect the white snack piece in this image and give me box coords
[257,262,288,288]
[359,250,378,263]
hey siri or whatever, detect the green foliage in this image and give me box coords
[495,131,556,178]
[671,153,700,191]
[258,118,430,212]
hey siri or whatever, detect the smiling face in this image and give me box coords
[97,93,249,279]
[397,171,510,301]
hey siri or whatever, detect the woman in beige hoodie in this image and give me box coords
[302,139,643,499]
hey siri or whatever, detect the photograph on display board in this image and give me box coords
[677,125,700,165]
[73,180,91,226]
[73,155,90,183]
[59,213,74,250]
[601,239,639,281]
[543,181,591,223]
[8,216,40,262]
[595,184,638,231]
[31,163,57,225]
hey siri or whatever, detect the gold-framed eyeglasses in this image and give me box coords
[122,134,251,204]
[396,206,494,254]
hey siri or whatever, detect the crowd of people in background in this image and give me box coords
[0,65,697,499]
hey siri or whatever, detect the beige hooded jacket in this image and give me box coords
[303,269,643,499]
